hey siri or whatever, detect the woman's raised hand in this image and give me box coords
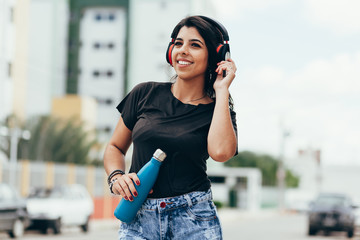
[214,58,237,91]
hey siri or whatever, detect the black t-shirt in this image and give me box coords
[117,81,237,198]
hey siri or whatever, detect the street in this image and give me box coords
[1,210,359,240]
[221,209,360,240]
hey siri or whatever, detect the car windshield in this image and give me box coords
[315,195,346,207]
[28,187,64,199]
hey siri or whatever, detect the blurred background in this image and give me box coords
[0,0,359,239]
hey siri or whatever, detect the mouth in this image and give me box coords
[177,60,193,66]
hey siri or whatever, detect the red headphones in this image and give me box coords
[166,16,230,66]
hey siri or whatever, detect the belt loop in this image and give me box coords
[184,194,192,207]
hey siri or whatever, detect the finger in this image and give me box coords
[130,173,141,186]
[127,173,140,198]
[119,175,135,201]
[112,180,129,200]
[217,66,228,76]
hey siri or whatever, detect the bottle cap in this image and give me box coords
[153,149,166,162]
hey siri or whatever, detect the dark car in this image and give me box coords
[0,183,30,238]
[308,192,357,238]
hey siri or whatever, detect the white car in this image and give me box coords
[26,184,94,234]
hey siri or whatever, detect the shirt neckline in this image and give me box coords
[166,82,215,107]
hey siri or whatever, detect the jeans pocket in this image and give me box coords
[186,200,218,221]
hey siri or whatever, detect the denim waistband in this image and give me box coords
[141,189,212,212]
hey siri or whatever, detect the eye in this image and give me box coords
[191,43,201,48]
[174,41,182,46]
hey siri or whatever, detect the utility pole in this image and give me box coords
[277,122,290,211]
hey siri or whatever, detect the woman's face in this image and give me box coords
[171,26,209,82]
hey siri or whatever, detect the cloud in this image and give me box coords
[288,52,360,95]
[304,0,360,35]
[211,0,287,20]
[233,52,360,165]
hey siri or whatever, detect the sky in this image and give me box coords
[212,0,360,166]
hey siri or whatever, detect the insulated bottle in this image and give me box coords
[114,149,166,222]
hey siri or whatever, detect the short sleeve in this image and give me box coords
[116,82,149,130]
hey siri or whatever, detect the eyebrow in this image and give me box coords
[175,37,204,46]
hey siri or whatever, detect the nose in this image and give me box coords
[179,43,189,55]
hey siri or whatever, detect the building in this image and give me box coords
[285,148,360,211]
[4,0,216,141]
[0,0,16,121]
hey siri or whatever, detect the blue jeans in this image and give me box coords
[118,189,222,240]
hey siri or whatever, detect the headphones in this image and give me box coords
[166,15,230,66]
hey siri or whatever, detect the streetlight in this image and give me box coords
[0,126,31,187]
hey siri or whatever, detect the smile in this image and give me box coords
[177,60,193,65]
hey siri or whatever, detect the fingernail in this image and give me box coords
[136,180,140,185]
[134,192,138,197]
[124,196,128,200]
[129,196,134,201]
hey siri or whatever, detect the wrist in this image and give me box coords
[109,178,118,194]
[214,88,229,98]
[107,169,125,185]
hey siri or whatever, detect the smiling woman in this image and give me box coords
[104,15,238,239]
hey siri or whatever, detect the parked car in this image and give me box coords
[308,192,357,238]
[354,198,360,228]
[0,183,30,238]
[26,184,94,234]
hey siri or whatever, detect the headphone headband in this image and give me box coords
[196,15,229,42]
[170,15,229,42]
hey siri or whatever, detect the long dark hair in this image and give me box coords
[170,15,234,109]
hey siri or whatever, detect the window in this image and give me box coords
[95,98,113,105]
[108,14,115,21]
[105,99,113,105]
[95,14,102,21]
[93,70,100,77]
[10,7,14,23]
[93,42,101,49]
[106,70,113,78]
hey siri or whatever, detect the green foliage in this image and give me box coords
[213,200,224,209]
[1,115,99,165]
[224,151,299,188]
[285,169,300,188]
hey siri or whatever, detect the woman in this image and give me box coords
[104,15,237,239]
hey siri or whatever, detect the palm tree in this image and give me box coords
[0,115,100,165]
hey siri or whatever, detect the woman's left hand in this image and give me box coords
[214,58,237,91]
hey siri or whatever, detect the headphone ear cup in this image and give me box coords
[166,42,175,65]
[216,43,230,62]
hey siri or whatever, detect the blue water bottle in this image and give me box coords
[114,149,166,222]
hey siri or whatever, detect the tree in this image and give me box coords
[1,115,100,165]
[224,151,299,188]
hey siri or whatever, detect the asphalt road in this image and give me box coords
[1,210,359,240]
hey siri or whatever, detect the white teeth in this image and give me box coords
[178,61,192,65]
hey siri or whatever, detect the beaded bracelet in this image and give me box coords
[107,169,125,185]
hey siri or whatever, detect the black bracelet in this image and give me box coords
[109,178,118,194]
[107,169,125,185]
